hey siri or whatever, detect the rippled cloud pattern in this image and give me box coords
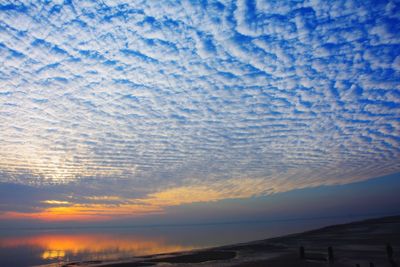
[1,0,400,212]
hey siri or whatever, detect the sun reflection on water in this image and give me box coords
[0,231,196,264]
[42,250,65,260]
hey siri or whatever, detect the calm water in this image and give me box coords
[0,218,361,267]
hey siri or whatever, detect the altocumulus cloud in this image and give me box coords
[0,0,400,216]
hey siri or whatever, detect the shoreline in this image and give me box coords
[60,215,400,267]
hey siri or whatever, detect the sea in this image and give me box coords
[0,215,374,267]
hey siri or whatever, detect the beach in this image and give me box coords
[61,215,400,267]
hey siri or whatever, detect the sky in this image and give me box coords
[0,0,399,224]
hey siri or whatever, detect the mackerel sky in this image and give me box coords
[0,0,399,220]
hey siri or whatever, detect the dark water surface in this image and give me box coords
[0,217,369,267]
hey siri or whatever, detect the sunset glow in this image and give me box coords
[1,1,399,267]
[0,0,399,223]
[0,232,196,261]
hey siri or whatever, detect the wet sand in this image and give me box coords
[63,215,400,267]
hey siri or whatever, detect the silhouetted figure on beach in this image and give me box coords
[356,264,360,267]
[299,246,305,260]
[369,262,375,267]
[387,243,394,260]
[328,246,334,263]
[386,243,398,267]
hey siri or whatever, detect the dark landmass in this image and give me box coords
[63,215,400,267]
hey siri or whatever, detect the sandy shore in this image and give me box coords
[63,215,400,267]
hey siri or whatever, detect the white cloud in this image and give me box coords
[0,0,399,206]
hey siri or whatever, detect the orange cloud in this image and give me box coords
[0,178,275,221]
[1,202,163,221]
